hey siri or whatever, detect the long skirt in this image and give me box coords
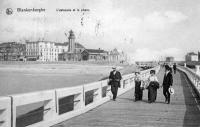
[148,85,157,103]
[135,81,143,101]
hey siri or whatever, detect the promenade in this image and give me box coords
[53,68,200,127]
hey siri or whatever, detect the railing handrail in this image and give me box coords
[0,65,160,127]
[177,66,200,98]
[178,65,200,80]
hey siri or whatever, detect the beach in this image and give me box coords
[0,63,137,96]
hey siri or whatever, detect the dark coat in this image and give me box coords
[149,81,160,89]
[108,71,122,87]
[173,64,176,70]
[162,72,173,88]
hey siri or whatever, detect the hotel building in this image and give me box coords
[26,41,68,61]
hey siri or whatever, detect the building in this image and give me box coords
[0,42,26,61]
[108,48,127,63]
[185,52,198,62]
[108,48,120,62]
[118,50,127,63]
[165,57,174,62]
[26,41,68,61]
[58,42,85,61]
[81,48,108,61]
[58,30,85,61]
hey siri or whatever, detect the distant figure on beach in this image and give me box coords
[108,66,122,101]
[162,65,173,104]
[147,70,160,103]
[173,63,177,74]
[134,71,144,101]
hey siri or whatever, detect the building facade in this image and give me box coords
[108,48,120,62]
[165,57,174,62]
[58,30,85,61]
[0,42,26,61]
[26,41,68,61]
[81,49,108,61]
[108,48,127,63]
[185,52,198,62]
[58,42,85,61]
[198,52,200,61]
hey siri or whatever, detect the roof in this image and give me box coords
[55,43,68,46]
[109,48,120,55]
[0,42,25,48]
[26,41,56,43]
[188,52,197,55]
[84,49,108,54]
[75,42,85,49]
[166,56,174,58]
[0,42,16,45]
[25,41,85,48]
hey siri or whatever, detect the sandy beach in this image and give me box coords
[0,63,137,96]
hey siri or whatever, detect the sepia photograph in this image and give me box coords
[0,0,200,127]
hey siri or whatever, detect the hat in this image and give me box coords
[112,66,116,69]
[165,65,170,71]
[168,87,175,95]
[135,71,140,74]
[150,70,155,74]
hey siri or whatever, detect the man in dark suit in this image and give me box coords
[109,66,122,101]
[173,63,177,74]
[162,65,173,104]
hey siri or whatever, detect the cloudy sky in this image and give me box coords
[0,0,200,61]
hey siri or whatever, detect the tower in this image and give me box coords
[68,30,75,53]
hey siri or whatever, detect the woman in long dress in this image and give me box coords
[134,71,143,101]
[147,70,159,103]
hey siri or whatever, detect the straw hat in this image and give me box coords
[168,87,175,95]
[112,66,116,69]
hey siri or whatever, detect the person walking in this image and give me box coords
[173,63,177,74]
[147,70,160,103]
[108,66,122,101]
[134,71,143,101]
[162,65,173,104]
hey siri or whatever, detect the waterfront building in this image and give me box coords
[81,48,108,61]
[198,51,200,61]
[26,41,68,61]
[0,42,26,61]
[58,30,85,61]
[108,48,120,62]
[26,30,128,63]
[58,43,85,61]
[185,52,198,62]
[108,48,127,63]
[165,57,174,62]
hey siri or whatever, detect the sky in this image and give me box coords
[0,0,200,61]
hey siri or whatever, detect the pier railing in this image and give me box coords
[177,66,200,97]
[0,66,160,127]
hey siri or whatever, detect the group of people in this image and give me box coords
[162,63,177,74]
[134,64,173,104]
[108,64,174,104]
